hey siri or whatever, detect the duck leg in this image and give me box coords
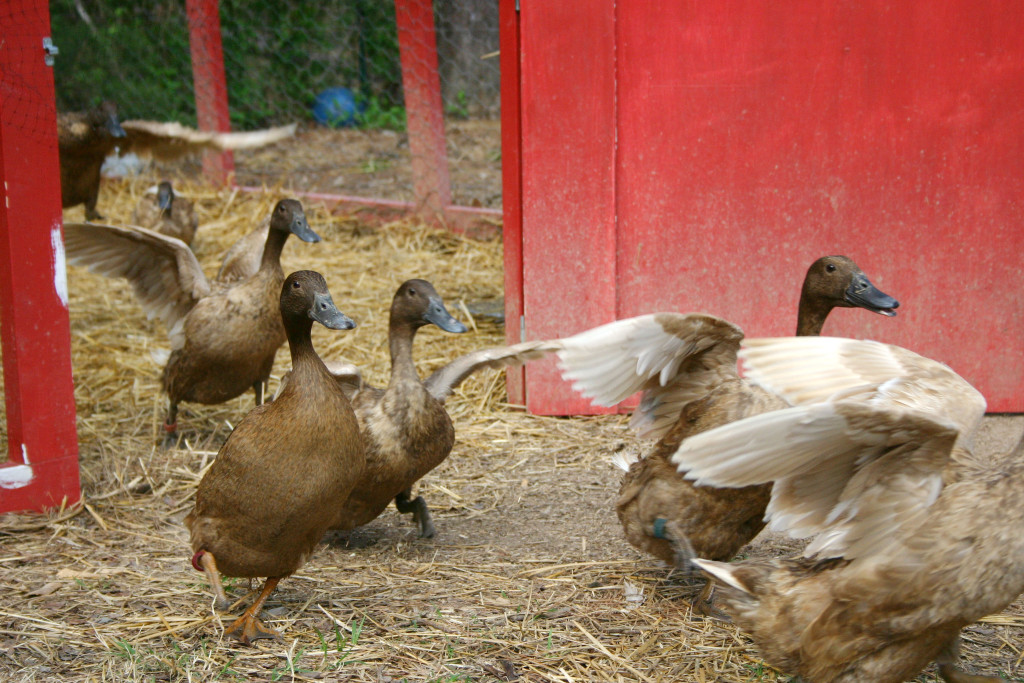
[937,636,1004,682]
[224,576,283,645]
[162,400,180,448]
[84,179,103,222]
[194,550,231,610]
[395,489,436,538]
[665,521,723,618]
[252,380,265,406]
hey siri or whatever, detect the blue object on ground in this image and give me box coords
[312,87,363,128]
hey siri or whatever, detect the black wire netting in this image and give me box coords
[39,0,502,207]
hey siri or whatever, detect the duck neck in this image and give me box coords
[388,322,421,387]
[260,228,289,273]
[286,319,318,374]
[795,294,831,337]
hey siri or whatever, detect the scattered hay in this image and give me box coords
[0,175,1020,682]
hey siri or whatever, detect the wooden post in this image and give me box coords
[186,0,234,184]
[0,0,81,513]
[395,0,452,218]
[499,0,525,404]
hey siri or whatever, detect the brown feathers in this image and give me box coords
[186,270,362,643]
[64,198,320,438]
[683,339,1022,682]
[322,279,556,538]
[555,256,900,566]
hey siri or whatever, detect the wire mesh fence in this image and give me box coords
[42,0,502,208]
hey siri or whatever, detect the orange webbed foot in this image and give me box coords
[222,576,283,645]
[225,612,282,645]
[938,664,1005,683]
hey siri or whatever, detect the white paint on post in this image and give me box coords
[0,445,34,489]
[51,222,69,308]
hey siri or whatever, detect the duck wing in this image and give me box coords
[671,339,977,561]
[63,222,210,348]
[118,121,297,161]
[323,361,365,401]
[423,340,559,404]
[274,360,365,402]
[216,220,268,284]
[555,313,745,441]
[739,336,986,436]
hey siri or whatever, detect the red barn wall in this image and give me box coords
[502,0,1024,413]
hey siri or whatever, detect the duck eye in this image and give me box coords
[292,281,301,289]
[826,264,836,273]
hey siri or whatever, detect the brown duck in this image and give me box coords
[63,198,319,441]
[673,336,1015,683]
[187,270,363,644]
[281,279,555,538]
[554,256,899,581]
[57,100,295,220]
[130,181,199,246]
[58,101,126,221]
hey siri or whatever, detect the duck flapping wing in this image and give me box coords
[291,341,559,405]
[424,340,560,404]
[63,222,210,348]
[555,313,745,440]
[118,121,297,161]
[672,337,984,562]
[739,336,986,437]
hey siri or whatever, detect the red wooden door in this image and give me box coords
[0,0,81,512]
[503,0,1024,413]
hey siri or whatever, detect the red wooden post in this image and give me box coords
[499,0,525,403]
[0,0,81,513]
[186,0,234,184]
[395,0,452,219]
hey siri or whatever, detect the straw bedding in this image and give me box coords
[0,174,1020,682]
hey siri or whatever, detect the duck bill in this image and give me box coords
[157,183,174,211]
[106,115,127,139]
[310,292,355,330]
[424,299,468,333]
[844,276,900,316]
[289,215,321,243]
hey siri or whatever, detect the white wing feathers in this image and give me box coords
[424,340,560,403]
[739,336,986,438]
[671,374,963,561]
[555,313,744,441]
[739,337,905,406]
[120,121,297,161]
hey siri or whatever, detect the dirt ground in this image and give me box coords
[230,120,503,210]
[0,133,1022,682]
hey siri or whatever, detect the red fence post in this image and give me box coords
[186,0,234,184]
[500,0,525,403]
[0,0,81,513]
[395,0,452,219]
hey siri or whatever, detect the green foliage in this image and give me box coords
[445,89,469,119]
[356,95,406,132]
[48,0,404,130]
[50,1,197,123]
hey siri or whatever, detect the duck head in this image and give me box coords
[391,279,468,333]
[803,255,899,317]
[281,270,355,331]
[270,198,320,243]
[93,101,126,139]
[156,181,175,212]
